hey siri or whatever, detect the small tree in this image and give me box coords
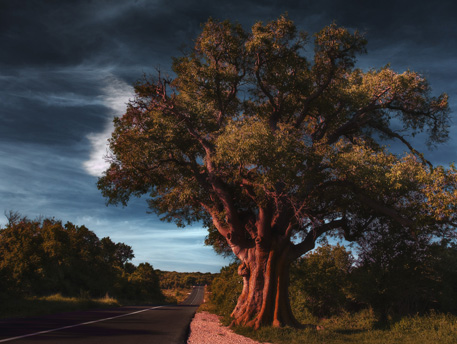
[128,262,163,301]
[352,225,453,320]
[98,15,456,328]
[291,244,353,317]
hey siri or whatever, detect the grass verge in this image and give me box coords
[229,311,457,344]
[0,294,121,320]
[162,287,193,304]
[0,291,173,320]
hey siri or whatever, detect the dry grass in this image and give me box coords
[162,287,193,304]
[0,293,120,320]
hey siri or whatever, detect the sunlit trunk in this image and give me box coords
[230,238,300,329]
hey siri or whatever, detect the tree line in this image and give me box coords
[0,212,163,302]
[156,270,214,289]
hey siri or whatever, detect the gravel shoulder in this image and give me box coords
[187,311,271,344]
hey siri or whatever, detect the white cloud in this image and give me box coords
[2,66,135,178]
[83,74,133,177]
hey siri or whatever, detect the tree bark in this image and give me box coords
[230,237,301,329]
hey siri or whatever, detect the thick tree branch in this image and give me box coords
[200,203,230,238]
[201,202,251,260]
[256,205,273,247]
[271,197,296,237]
[311,102,344,141]
[312,179,417,230]
[357,194,415,228]
[325,87,392,144]
[295,66,336,129]
[291,219,347,259]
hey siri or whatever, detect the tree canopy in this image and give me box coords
[98,15,456,328]
[0,212,163,302]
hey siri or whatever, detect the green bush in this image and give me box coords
[126,263,164,302]
[290,244,354,318]
[351,227,456,320]
[209,262,242,320]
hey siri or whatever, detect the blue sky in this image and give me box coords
[1,0,456,272]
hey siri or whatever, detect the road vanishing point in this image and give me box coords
[0,286,205,344]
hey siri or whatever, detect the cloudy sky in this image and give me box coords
[1,0,456,273]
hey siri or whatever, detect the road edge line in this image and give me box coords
[0,305,165,343]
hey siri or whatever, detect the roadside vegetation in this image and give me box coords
[0,294,120,319]
[156,266,215,303]
[157,269,214,290]
[0,211,218,319]
[233,312,457,344]
[0,212,166,319]
[208,242,457,343]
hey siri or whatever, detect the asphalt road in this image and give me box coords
[0,286,205,344]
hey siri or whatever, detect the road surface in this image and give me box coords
[0,286,205,344]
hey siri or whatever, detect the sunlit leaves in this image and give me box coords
[98,14,454,257]
[215,118,304,182]
[312,23,366,91]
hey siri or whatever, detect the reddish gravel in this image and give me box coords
[187,311,271,344]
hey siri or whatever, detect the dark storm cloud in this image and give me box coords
[1,0,456,272]
[1,0,199,70]
[3,1,456,78]
[0,71,113,163]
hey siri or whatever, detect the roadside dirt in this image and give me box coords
[187,311,271,344]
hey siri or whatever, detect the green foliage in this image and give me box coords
[0,293,120,320]
[352,231,457,319]
[433,242,457,313]
[97,14,454,258]
[208,262,243,321]
[157,269,214,289]
[0,213,163,302]
[122,263,162,301]
[210,241,457,323]
[290,244,354,318]
[208,258,457,343]
[232,311,457,344]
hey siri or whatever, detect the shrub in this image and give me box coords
[290,244,354,318]
[209,262,242,320]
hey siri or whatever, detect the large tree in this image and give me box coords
[98,15,457,328]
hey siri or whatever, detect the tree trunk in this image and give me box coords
[230,238,301,329]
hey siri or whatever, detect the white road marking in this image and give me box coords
[0,305,164,343]
[187,287,203,305]
[1,288,205,342]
